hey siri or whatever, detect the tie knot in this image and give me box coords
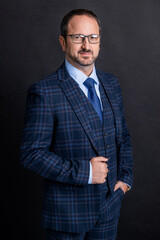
[83,78,96,89]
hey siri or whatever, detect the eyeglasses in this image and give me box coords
[65,34,101,44]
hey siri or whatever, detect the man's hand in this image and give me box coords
[114,181,129,194]
[90,157,108,184]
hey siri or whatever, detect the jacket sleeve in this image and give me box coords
[19,83,90,186]
[112,78,134,187]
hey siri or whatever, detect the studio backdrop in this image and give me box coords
[1,0,160,239]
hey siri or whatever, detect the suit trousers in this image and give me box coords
[45,188,124,240]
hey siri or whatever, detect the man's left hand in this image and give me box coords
[114,181,129,194]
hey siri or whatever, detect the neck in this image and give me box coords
[66,57,94,76]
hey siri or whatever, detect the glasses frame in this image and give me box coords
[65,34,101,44]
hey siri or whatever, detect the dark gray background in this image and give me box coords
[1,0,160,239]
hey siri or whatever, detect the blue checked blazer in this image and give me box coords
[20,62,133,233]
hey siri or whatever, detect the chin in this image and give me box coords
[78,58,94,65]
[81,60,95,66]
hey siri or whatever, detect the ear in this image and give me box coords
[59,35,66,52]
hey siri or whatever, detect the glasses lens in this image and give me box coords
[89,35,100,43]
[72,35,83,43]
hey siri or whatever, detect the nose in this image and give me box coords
[82,36,90,49]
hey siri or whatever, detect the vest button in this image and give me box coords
[106,144,110,149]
[104,132,108,136]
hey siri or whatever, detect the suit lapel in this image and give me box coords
[97,71,121,134]
[57,63,100,156]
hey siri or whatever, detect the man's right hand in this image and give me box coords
[90,157,109,184]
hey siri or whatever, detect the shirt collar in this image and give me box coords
[65,59,99,86]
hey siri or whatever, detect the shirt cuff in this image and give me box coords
[124,182,131,191]
[88,162,92,184]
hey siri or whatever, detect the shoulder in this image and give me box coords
[27,69,60,95]
[96,69,120,88]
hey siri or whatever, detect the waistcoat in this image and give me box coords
[81,79,117,200]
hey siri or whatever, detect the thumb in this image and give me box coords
[94,157,108,162]
[114,182,121,192]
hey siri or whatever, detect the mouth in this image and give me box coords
[79,50,92,56]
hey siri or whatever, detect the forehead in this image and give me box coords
[67,15,99,35]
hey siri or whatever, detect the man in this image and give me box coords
[20,9,133,240]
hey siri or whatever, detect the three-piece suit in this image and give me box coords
[20,62,133,235]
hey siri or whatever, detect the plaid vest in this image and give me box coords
[81,80,117,200]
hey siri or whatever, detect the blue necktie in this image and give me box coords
[83,78,103,122]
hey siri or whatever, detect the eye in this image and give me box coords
[73,35,81,40]
[90,35,98,40]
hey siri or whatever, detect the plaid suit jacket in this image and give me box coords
[20,62,133,233]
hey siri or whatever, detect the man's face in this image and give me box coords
[59,15,100,71]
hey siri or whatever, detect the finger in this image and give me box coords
[114,181,122,191]
[114,183,119,192]
[102,163,107,167]
[101,157,108,162]
[104,163,109,170]
[103,169,108,175]
[103,178,106,183]
[94,157,108,162]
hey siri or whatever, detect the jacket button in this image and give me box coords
[104,133,108,136]
[106,144,110,149]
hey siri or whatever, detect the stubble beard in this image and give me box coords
[69,50,98,67]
